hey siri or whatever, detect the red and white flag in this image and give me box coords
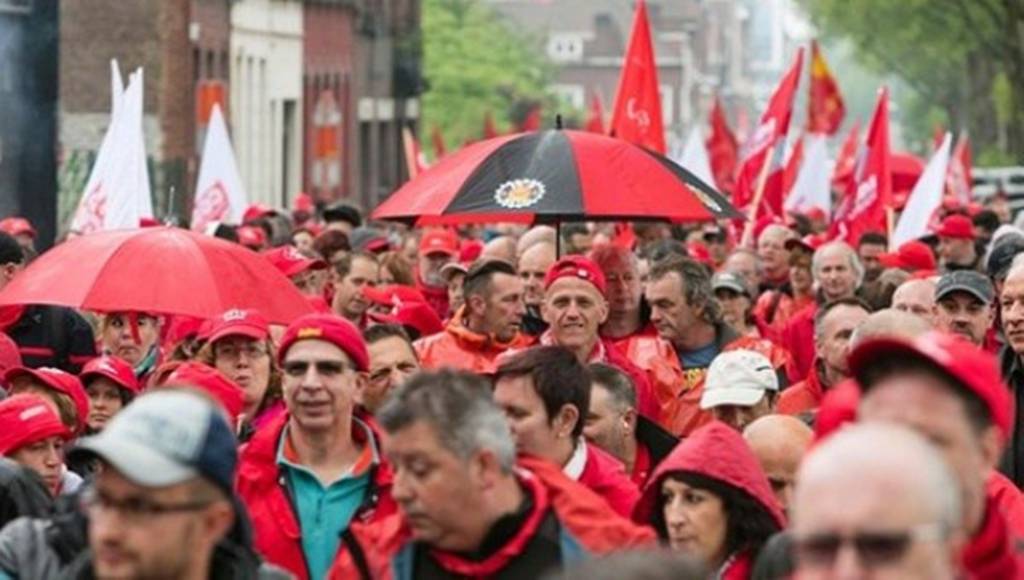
[733,48,804,220]
[673,127,716,190]
[892,132,952,248]
[70,65,152,234]
[947,132,973,203]
[609,0,665,153]
[830,87,892,244]
[191,104,248,232]
[584,92,606,134]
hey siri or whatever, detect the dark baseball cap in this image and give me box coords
[987,235,1024,282]
[935,270,994,304]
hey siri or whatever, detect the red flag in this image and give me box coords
[518,106,541,132]
[932,123,947,151]
[706,97,739,195]
[831,87,892,244]
[584,92,606,134]
[831,120,861,192]
[947,132,973,203]
[401,126,429,180]
[608,0,665,153]
[782,135,805,198]
[734,48,804,220]
[483,112,499,139]
[806,40,845,135]
[431,126,447,160]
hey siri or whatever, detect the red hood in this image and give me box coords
[633,420,785,529]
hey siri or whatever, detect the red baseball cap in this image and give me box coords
[3,366,89,435]
[544,255,607,297]
[161,361,245,426]
[419,229,459,257]
[878,240,936,272]
[263,246,328,278]
[362,284,427,307]
[293,193,315,214]
[243,203,276,223]
[277,313,369,372]
[202,308,270,344]
[459,239,484,263]
[0,394,71,455]
[849,331,1013,442]
[237,226,267,249]
[934,214,975,240]
[80,356,141,395]
[0,217,36,238]
[369,302,444,339]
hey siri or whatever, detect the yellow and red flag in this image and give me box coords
[807,40,845,135]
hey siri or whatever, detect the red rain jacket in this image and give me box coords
[414,307,532,374]
[780,303,818,382]
[328,455,655,580]
[577,442,641,518]
[634,421,785,580]
[235,412,397,580]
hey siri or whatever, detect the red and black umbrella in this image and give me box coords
[373,129,742,225]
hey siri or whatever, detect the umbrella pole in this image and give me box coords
[556,222,562,258]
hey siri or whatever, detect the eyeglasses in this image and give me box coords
[282,359,351,377]
[81,487,213,524]
[215,342,269,361]
[793,523,947,568]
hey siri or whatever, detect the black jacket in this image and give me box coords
[6,305,97,373]
[1000,345,1024,487]
[635,415,679,470]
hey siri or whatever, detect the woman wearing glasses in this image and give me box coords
[634,421,784,579]
[197,309,283,441]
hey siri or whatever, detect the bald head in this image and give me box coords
[518,242,556,307]
[743,415,813,515]
[481,236,517,265]
[517,226,557,257]
[849,308,932,348]
[891,278,937,325]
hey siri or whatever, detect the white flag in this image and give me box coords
[785,134,832,216]
[673,127,718,190]
[70,68,151,233]
[192,104,248,231]
[892,133,952,248]
[110,59,124,117]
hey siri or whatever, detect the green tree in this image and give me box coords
[797,0,1024,164]
[420,0,554,155]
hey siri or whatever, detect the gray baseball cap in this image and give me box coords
[935,270,994,304]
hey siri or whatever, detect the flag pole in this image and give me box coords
[740,153,773,247]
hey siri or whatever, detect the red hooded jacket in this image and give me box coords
[634,421,785,580]
[235,411,397,580]
[576,442,641,518]
[328,455,656,580]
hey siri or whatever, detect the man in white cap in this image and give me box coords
[699,349,779,432]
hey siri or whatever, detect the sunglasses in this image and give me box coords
[794,524,945,568]
[282,360,351,377]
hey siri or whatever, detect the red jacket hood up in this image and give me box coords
[633,420,786,529]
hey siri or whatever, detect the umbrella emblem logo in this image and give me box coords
[495,179,546,209]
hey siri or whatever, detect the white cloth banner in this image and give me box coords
[191,104,249,232]
[892,133,952,248]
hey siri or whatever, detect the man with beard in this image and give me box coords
[416,229,459,320]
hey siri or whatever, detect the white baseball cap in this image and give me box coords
[700,350,778,409]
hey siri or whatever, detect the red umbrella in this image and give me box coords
[0,227,312,324]
[372,129,741,225]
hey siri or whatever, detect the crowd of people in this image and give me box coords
[0,194,1022,579]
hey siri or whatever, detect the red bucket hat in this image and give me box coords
[544,255,607,297]
[277,313,369,372]
[3,366,89,435]
[849,331,1013,442]
[80,356,141,395]
[0,394,71,455]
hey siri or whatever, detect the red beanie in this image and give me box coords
[0,394,71,455]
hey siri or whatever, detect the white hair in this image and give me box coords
[812,241,865,288]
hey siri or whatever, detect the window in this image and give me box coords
[551,84,584,110]
[547,34,584,63]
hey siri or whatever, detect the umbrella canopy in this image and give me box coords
[0,227,312,324]
[373,129,742,225]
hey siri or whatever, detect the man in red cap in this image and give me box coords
[236,313,395,580]
[936,214,980,271]
[264,245,329,297]
[851,332,1024,577]
[331,251,380,327]
[416,229,459,319]
[416,259,528,373]
[0,217,36,253]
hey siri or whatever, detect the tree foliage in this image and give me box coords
[420,0,554,154]
[797,0,1024,163]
